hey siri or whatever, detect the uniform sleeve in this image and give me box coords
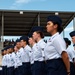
[72,50,75,58]
[40,42,46,57]
[27,47,32,57]
[2,56,4,66]
[5,56,7,66]
[53,37,66,55]
[14,54,18,68]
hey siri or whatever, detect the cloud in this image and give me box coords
[10,0,31,9]
[15,0,31,4]
[64,27,73,32]
[10,0,46,9]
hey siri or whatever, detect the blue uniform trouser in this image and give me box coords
[0,70,2,75]
[31,64,35,75]
[7,67,14,75]
[18,66,23,75]
[34,61,46,75]
[46,58,67,75]
[22,62,31,75]
[14,68,18,75]
[14,66,23,75]
[0,67,2,75]
[70,62,75,75]
[2,66,7,75]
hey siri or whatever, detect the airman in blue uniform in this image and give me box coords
[44,15,70,75]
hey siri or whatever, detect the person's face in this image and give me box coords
[20,40,26,47]
[32,32,38,41]
[9,48,12,53]
[16,42,21,49]
[72,36,75,44]
[46,21,57,33]
[10,48,12,53]
[3,50,7,55]
[14,46,18,52]
[7,49,10,54]
[28,38,33,45]
[11,48,14,52]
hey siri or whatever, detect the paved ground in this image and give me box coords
[0,42,3,66]
[0,54,2,66]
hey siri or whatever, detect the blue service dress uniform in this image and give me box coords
[66,47,75,75]
[23,45,31,75]
[0,67,2,75]
[16,49,24,75]
[73,49,75,62]
[12,51,22,75]
[34,39,46,75]
[17,47,25,75]
[44,32,68,75]
[69,31,75,68]
[13,52,19,75]
[2,55,7,75]
[7,53,14,75]
[30,43,36,75]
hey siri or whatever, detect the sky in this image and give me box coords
[0,0,75,11]
[0,0,75,49]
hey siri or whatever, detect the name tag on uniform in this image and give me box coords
[48,38,51,42]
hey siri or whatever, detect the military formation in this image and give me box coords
[1,15,75,75]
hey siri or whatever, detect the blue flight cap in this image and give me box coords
[6,46,11,50]
[47,15,62,26]
[20,36,29,43]
[31,26,43,33]
[3,47,8,51]
[15,39,21,45]
[69,31,75,37]
[1,47,8,52]
[64,38,71,45]
[28,33,33,38]
[1,49,4,52]
[6,45,13,49]
[16,39,20,43]
[9,45,14,49]
[29,26,44,37]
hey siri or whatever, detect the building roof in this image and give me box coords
[0,10,75,36]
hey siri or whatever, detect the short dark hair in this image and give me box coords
[35,31,44,38]
[22,40,28,44]
[52,21,63,33]
[20,36,29,44]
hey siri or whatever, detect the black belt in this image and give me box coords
[22,62,30,64]
[7,66,14,69]
[34,61,45,63]
[46,58,62,63]
[2,66,7,67]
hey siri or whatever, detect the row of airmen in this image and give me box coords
[1,15,75,75]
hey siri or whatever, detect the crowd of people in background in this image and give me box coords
[4,39,16,47]
[1,15,75,75]
[3,39,47,47]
